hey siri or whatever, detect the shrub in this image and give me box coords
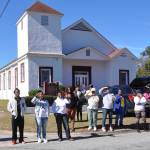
[58,85,66,91]
[24,95,57,107]
[28,89,41,97]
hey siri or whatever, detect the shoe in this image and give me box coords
[93,127,97,131]
[68,138,74,141]
[71,129,75,132]
[58,138,63,142]
[43,139,48,143]
[88,126,92,131]
[19,140,26,144]
[109,126,113,132]
[38,138,42,143]
[102,127,106,132]
[12,140,17,145]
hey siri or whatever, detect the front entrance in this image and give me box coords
[74,71,89,87]
[72,66,91,87]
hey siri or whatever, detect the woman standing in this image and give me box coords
[31,90,50,143]
[66,91,77,132]
[52,91,73,141]
[7,88,26,145]
[134,90,147,132]
[87,88,99,131]
[114,89,126,128]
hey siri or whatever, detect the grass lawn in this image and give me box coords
[0,100,150,132]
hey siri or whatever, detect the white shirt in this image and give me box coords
[87,95,99,110]
[52,97,70,114]
[102,93,115,109]
[134,96,147,111]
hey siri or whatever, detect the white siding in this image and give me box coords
[62,30,114,55]
[28,12,62,54]
[105,56,137,86]
[17,14,29,58]
[0,58,29,100]
[28,56,63,91]
[63,59,106,89]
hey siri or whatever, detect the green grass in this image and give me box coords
[0,100,8,112]
[0,100,150,132]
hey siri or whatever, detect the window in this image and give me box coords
[0,74,1,90]
[8,71,11,89]
[86,49,90,56]
[15,68,18,88]
[41,16,48,26]
[21,63,25,82]
[3,73,5,90]
[119,70,129,85]
[21,20,23,30]
[39,67,53,87]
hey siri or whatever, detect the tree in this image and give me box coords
[137,60,150,77]
[145,46,150,57]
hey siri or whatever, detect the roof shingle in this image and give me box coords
[27,1,63,16]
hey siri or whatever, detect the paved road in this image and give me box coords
[0,130,150,150]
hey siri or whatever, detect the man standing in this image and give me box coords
[7,88,26,145]
[99,87,116,132]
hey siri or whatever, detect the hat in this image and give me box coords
[91,88,96,92]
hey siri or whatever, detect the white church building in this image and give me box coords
[0,2,137,99]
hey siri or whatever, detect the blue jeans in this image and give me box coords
[36,117,48,139]
[115,108,124,126]
[88,109,98,128]
[102,108,113,128]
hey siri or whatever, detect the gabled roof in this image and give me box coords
[64,46,110,61]
[109,48,138,60]
[62,18,117,51]
[27,1,63,16]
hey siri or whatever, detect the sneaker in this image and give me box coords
[20,140,26,144]
[93,127,97,131]
[88,126,92,131]
[12,140,17,145]
[38,138,42,143]
[58,138,63,142]
[109,126,113,132]
[102,127,106,132]
[43,139,48,143]
[68,138,74,141]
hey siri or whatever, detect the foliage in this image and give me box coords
[145,46,150,57]
[28,89,41,96]
[58,84,66,91]
[24,95,56,107]
[137,60,150,77]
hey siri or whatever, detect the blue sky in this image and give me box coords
[0,0,150,68]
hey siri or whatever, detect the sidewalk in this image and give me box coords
[0,128,138,147]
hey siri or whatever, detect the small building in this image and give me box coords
[0,2,137,99]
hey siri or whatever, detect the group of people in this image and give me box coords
[7,85,149,145]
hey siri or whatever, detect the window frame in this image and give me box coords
[119,70,129,85]
[3,73,5,90]
[39,67,53,87]
[86,49,90,56]
[41,15,49,26]
[8,71,11,89]
[15,67,18,88]
[20,63,25,82]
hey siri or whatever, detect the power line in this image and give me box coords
[0,0,11,18]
